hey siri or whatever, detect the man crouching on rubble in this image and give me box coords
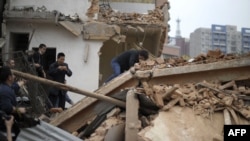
[104,49,149,84]
[0,66,26,140]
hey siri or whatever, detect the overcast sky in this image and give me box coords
[168,0,250,38]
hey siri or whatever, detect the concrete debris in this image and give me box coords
[81,50,250,141]
[83,78,250,140]
[135,50,250,71]
[97,7,164,24]
[85,112,125,141]
[86,0,99,18]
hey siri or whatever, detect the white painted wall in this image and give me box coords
[6,22,102,104]
[7,0,102,105]
[9,0,90,21]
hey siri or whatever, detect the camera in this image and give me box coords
[0,110,11,120]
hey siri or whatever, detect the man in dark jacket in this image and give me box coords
[0,66,26,140]
[48,52,72,110]
[32,44,47,78]
[104,49,149,83]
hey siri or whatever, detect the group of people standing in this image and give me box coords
[29,44,74,111]
[0,43,149,140]
[0,43,73,141]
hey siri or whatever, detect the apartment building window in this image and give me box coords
[231,41,236,46]
[231,47,236,52]
[244,42,250,47]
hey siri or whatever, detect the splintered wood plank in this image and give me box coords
[153,93,164,108]
[125,90,140,141]
[141,81,154,96]
[227,108,239,124]
[219,81,236,90]
[152,85,165,108]
[223,109,232,125]
[162,97,180,111]
[162,87,178,100]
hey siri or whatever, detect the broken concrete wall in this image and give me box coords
[109,2,155,13]
[4,0,170,104]
[138,107,249,141]
[8,0,90,21]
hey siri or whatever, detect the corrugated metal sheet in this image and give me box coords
[17,121,82,141]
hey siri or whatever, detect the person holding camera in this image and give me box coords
[0,66,26,140]
[48,52,72,110]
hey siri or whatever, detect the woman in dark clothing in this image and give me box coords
[105,50,149,83]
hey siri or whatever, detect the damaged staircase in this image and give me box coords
[43,50,250,141]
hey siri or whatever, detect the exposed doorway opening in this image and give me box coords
[98,26,163,86]
[0,48,2,66]
[99,40,126,86]
[9,32,29,53]
[32,47,56,74]
[0,0,7,38]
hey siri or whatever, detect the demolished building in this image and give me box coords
[11,47,250,140]
[0,0,169,94]
[1,0,250,141]
[0,0,172,140]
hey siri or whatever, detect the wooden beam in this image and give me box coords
[223,109,232,125]
[11,70,126,108]
[50,71,137,130]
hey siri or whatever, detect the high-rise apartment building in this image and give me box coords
[190,28,211,57]
[242,28,250,53]
[189,24,249,57]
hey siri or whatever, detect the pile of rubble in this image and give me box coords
[85,81,250,141]
[84,50,250,141]
[137,80,250,119]
[135,49,250,71]
[85,80,250,140]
